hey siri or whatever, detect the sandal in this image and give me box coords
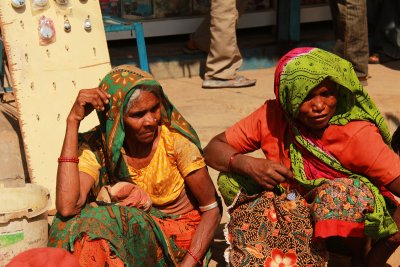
[202,76,256,89]
[368,53,380,64]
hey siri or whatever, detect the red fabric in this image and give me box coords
[72,234,124,267]
[314,219,365,239]
[300,148,348,180]
[225,101,400,187]
[7,248,79,267]
[294,126,349,181]
[152,209,202,250]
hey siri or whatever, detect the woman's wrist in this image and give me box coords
[186,248,202,266]
[227,152,239,172]
[229,153,251,177]
[66,115,81,129]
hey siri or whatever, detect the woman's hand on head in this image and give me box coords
[246,157,293,190]
[67,88,111,123]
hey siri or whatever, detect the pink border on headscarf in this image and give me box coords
[273,47,315,106]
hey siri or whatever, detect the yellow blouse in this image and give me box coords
[78,125,205,206]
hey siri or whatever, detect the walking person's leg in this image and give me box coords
[330,0,369,80]
[202,0,255,88]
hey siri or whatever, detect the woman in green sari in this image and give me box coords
[48,65,221,266]
[204,47,400,266]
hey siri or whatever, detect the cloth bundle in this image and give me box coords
[95,182,152,211]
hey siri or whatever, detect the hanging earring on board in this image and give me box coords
[64,16,71,32]
[84,15,92,32]
[11,0,26,8]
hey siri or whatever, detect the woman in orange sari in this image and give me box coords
[204,47,400,266]
[48,65,221,266]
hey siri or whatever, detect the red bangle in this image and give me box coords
[58,157,79,163]
[228,152,241,172]
[186,249,202,265]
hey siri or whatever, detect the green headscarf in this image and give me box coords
[275,47,390,142]
[275,47,397,238]
[80,65,201,193]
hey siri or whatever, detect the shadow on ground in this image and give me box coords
[210,223,228,266]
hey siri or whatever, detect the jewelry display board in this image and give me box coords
[0,0,112,207]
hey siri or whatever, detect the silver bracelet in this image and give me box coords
[199,200,219,212]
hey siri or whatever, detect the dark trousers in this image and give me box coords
[329,0,369,77]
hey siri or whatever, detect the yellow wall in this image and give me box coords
[0,0,112,207]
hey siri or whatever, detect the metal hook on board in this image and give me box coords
[53,82,56,90]
[30,82,34,90]
[46,49,50,57]
[25,53,28,62]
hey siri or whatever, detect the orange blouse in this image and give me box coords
[225,100,400,186]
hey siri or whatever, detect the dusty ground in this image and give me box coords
[1,61,400,266]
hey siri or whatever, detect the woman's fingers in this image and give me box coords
[78,88,110,111]
[69,88,111,121]
[260,170,286,189]
[275,163,294,180]
[259,176,279,190]
[251,170,281,190]
[251,159,293,190]
[95,88,111,109]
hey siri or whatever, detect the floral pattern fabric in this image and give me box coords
[226,190,326,267]
[309,178,375,238]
